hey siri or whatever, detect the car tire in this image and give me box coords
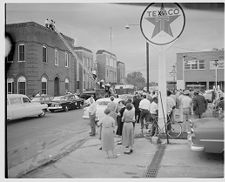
[39,109,46,117]
[50,110,54,113]
[64,106,69,112]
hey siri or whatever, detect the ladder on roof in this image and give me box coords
[54,26,98,85]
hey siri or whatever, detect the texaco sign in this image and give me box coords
[140,3,185,45]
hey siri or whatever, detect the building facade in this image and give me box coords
[74,46,96,93]
[117,61,125,84]
[6,22,76,97]
[176,49,224,91]
[96,50,117,85]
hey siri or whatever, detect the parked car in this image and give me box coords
[82,97,122,120]
[31,94,53,107]
[7,94,48,121]
[79,89,106,101]
[188,115,224,154]
[203,89,214,103]
[118,94,134,102]
[48,94,84,112]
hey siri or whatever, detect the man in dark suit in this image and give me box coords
[192,91,208,118]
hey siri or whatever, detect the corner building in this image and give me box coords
[176,49,224,91]
[96,50,117,85]
[6,22,76,97]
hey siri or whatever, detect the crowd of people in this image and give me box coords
[87,88,224,159]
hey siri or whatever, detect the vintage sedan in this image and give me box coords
[31,94,53,107]
[7,94,48,121]
[48,94,84,112]
[82,97,122,121]
[188,116,224,154]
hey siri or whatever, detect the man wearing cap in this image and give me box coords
[180,90,192,132]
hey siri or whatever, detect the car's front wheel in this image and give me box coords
[64,106,69,112]
[39,109,46,117]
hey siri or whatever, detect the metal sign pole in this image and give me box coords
[159,90,169,144]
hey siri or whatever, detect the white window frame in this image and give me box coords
[7,78,14,94]
[41,77,47,94]
[43,45,47,63]
[18,44,25,62]
[17,76,26,95]
[184,59,205,70]
[65,52,69,67]
[55,49,59,66]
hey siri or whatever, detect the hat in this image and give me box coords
[184,90,190,95]
[104,108,111,115]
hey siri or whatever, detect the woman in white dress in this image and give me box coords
[98,108,117,158]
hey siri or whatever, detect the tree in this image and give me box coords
[126,71,146,89]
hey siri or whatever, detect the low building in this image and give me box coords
[117,61,125,84]
[96,50,117,85]
[176,49,224,91]
[6,21,76,97]
[74,46,96,93]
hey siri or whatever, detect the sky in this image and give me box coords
[4,1,224,82]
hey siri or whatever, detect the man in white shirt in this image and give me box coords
[139,95,151,133]
[167,90,176,132]
[149,97,158,136]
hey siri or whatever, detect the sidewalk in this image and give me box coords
[24,124,160,178]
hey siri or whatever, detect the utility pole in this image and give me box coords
[214,60,219,89]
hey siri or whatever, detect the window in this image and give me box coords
[184,59,204,70]
[43,46,47,63]
[7,78,14,94]
[65,78,69,91]
[65,52,69,67]
[17,76,26,95]
[23,97,30,103]
[41,77,47,94]
[55,49,58,66]
[18,44,25,61]
[76,81,80,89]
[198,60,205,69]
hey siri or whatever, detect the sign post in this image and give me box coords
[140,3,185,143]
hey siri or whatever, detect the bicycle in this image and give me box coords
[145,114,183,139]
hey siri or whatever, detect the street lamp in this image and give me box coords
[125,23,150,92]
[169,65,176,90]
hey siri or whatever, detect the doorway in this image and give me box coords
[54,77,60,96]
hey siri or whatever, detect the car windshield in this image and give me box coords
[52,96,66,101]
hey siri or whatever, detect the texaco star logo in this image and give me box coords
[140,3,185,45]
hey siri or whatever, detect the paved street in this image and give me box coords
[7,109,89,177]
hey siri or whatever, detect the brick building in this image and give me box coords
[6,22,76,97]
[96,50,117,85]
[176,49,224,91]
[117,61,125,84]
[74,46,96,92]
